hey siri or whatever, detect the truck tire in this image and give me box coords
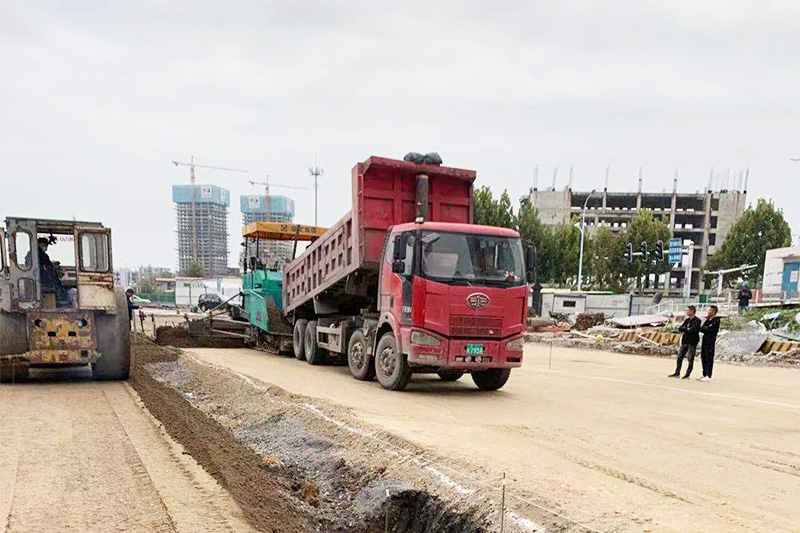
[304,320,326,365]
[437,370,464,382]
[471,369,511,391]
[375,332,411,391]
[293,319,308,361]
[92,290,131,381]
[347,330,375,381]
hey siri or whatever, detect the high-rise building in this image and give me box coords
[524,181,748,294]
[172,184,230,276]
[240,195,296,267]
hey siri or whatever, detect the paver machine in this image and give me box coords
[0,217,130,382]
[236,221,327,352]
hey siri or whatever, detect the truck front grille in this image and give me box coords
[450,315,503,337]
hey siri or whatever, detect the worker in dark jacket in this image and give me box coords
[698,305,721,382]
[737,282,752,314]
[125,289,139,330]
[669,305,701,379]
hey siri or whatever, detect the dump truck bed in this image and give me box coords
[282,156,476,315]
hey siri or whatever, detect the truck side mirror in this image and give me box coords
[391,259,405,274]
[393,234,407,261]
[525,246,536,283]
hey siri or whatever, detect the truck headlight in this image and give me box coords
[507,337,524,352]
[411,331,441,346]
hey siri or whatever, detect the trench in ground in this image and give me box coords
[131,337,498,533]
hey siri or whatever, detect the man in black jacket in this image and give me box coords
[698,305,721,382]
[669,306,701,379]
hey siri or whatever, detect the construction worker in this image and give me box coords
[668,305,701,379]
[699,305,721,382]
[737,282,752,314]
[125,289,139,330]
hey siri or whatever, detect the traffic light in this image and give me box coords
[625,242,634,263]
[640,241,649,260]
[654,240,664,261]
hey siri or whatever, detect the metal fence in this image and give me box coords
[136,293,176,306]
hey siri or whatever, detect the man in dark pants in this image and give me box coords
[699,305,721,382]
[669,305,701,379]
[125,288,139,330]
[737,282,752,314]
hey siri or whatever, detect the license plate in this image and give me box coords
[465,344,484,355]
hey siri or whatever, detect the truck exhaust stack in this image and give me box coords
[416,173,429,221]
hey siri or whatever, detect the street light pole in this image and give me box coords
[577,189,596,291]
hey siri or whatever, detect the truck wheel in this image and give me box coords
[471,369,511,391]
[304,321,326,365]
[437,370,464,382]
[93,290,131,381]
[293,319,308,361]
[375,332,411,391]
[347,331,375,381]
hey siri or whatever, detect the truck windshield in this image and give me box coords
[420,231,525,287]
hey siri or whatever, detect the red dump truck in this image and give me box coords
[283,156,534,391]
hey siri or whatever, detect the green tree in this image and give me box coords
[588,226,627,291]
[704,199,792,285]
[543,217,582,287]
[621,209,672,289]
[181,260,205,277]
[474,186,515,228]
[135,277,159,295]
[517,202,549,282]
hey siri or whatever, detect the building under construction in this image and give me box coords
[172,184,231,276]
[525,170,749,294]
[240,195,295,267]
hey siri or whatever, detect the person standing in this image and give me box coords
[125,288,139,330]
[737,282,752,314]
[669,306,701,379]
[699,305,721,382]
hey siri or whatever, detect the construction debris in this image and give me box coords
[574,313,606,331]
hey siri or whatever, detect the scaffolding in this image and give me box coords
[240,195,295,268]
[173,184,230,276]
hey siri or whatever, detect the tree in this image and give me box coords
[474,186,515,228]
[542,217,582,287]
[588,226,627,291]
[704,199,792,285]
[181,260,205,277]
[621,209,672,289]
[517,202,548,282]
[135,277,159,295]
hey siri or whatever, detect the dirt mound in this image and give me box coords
[155,325,245,349]
[130,338,497,533]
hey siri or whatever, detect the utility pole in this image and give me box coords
[309,158,324,226]
[577,189,596,291]
[172,157,248,264]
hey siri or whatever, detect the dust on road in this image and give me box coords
[0,366,253,533]
[188,343,800,533]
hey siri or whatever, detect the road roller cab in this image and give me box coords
[0,217,130,381]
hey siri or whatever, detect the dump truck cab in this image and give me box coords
[381,220,529,374]
[0,217,130,381]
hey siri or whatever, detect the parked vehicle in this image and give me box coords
[198,293,223,312]
[0,217,130,382]
[282,156,534,391]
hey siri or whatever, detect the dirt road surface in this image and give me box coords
[189,344,800,533]
[0,367,254,533]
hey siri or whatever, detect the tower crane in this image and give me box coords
[171,156,248,263]
[248,175,308,221]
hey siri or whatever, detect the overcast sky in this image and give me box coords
[2,0,798,270]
